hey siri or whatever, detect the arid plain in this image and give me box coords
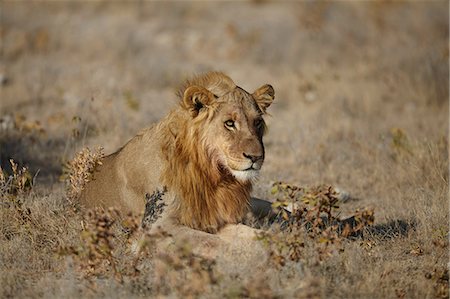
[1,2,448,298]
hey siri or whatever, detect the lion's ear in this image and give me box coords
[252,84,274,113]
[182,86,215,117]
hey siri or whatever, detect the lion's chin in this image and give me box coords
[229,169,259,182]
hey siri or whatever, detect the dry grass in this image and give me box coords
[1,2,448,298]
[62,146,104,204]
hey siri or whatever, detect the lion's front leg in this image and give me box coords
[248,197,290,226]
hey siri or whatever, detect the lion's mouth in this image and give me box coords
[229,168,259,182]
[228,162,261,181]
[218,155,263,182]
[226,157,262,170]
[246,162,262,171]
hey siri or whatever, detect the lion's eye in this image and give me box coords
[224,120,235,129]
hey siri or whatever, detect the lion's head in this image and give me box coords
[162,72,274,232]
[179,72,274,182]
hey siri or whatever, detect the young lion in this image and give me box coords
[80,72,277,233]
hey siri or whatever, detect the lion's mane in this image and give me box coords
[161,72,252,233]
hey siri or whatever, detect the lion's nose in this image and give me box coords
[243,153,263,163]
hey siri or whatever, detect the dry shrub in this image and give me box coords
[390,128,413,157]
[0,114,46,136]
[425,267,449,299]
[59,208,123,281]
[151,235,218,298]
[258,183,375,266]
[294,135,448,299]
[62,146,104,203]
[58,208,143,283]
[12,114,46,135]
[240,274,277,299]
[0,160,82,298]
[0,160,34,241]
[128,226,219,298]
[59,210,218,298]
[0,159,33,199]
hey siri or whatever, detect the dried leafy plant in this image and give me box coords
[59,212,219,298]
[150,235,218,298]
[0,160,34,235]
[258,183,375,266]
[12,114,46,135]
[390,128,413,158]
[57,207,145,283]
[424,267,449,299]
[125,225,218,297]
[0,159,33,199]
[62,146,104,203]
[240,274,276,299]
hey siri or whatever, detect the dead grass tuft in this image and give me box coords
[0,159,33,199]
[62,146,104,203]
[0,160,35,244]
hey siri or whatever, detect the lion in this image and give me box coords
[80,72,276,233]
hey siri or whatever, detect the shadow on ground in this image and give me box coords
[366,219,415,239]
[0,130,68,185]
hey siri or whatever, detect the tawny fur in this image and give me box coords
[160,109,252,232]
[80,71,274,233]
[176,71,236,98]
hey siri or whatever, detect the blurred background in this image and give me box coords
[1,1,448,215]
